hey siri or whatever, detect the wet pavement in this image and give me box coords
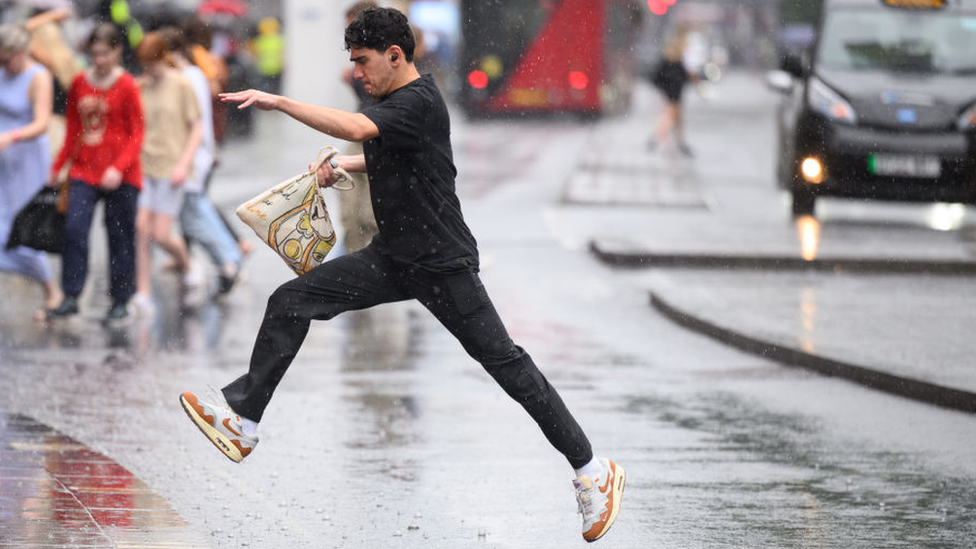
[577,74,976,414]
[1,71,975,549]
[642,271,976,412]
[0,409,209,548]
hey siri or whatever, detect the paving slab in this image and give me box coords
[0,409,211,549]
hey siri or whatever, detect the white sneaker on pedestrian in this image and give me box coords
[182,266,207,308]
[130,292,156,317]
[182,265,204,288]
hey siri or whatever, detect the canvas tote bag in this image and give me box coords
[236,146,353,275]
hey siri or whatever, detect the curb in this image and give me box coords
[589,240,976,275]
[649,291,976,415]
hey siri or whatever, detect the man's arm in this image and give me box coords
[311,154,365,188]
[220,89,379,142]
[335,154,366,173]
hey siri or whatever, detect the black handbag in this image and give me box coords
[5,186,64,254]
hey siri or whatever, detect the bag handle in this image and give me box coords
[311,146,355,191]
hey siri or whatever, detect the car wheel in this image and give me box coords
[791,188,816,216]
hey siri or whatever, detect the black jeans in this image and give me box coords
[223,245,593,468]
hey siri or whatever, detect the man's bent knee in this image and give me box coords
[266,283,308,318]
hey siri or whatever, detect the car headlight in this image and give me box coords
[808,77,856,123]
[957,102,976,130]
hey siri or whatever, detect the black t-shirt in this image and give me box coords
[361,74,479,272]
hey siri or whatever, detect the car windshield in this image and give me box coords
[817,9,976,74]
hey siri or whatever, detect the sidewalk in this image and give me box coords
[0,409,211,549]
[572,73,976,414]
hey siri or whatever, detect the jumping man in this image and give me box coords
[179,7,624,542]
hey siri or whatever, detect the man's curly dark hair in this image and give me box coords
[344,7,416,62]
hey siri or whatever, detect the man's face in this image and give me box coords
[349,46,394,97]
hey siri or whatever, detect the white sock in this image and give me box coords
[574,456,603,480]
[240,417,259,436]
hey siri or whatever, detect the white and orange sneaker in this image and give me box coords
[179,390,257,463]
[574,457,625,542]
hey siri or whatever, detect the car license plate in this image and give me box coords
[867,154,941,178]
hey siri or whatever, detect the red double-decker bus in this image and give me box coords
[460,0,643,117]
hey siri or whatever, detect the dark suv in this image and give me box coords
[768,0,976,216]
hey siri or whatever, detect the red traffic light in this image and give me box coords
[647,0,677,15]
[568,71,589,90]
[468,70,489,89]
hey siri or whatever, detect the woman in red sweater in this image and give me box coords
[46,23,144,323]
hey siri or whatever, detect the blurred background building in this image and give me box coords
[0,0,827,128]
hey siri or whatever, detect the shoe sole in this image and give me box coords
[586,463,626,543]
[46,310,79,321]
[179,393,244,463]
[101,316,132,328]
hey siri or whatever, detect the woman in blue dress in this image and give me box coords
[0,24,60,315]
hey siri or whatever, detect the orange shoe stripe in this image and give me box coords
[231,439,252,458]
[222,417,243,437]
[583,462,622,542]
[183,393,216,426]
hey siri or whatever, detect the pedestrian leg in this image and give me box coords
[61,180,100,298]
[103,184,138,305]
[180,192,241,271]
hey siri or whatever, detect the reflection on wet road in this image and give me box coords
[0,409,208,548]
[795,215,821,262]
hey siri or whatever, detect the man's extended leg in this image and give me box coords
[411,269,592,465]
[409,268,624,542]
[181,246,407,462]
[222,246,407,421]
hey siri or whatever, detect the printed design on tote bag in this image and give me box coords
[237,146,351,276]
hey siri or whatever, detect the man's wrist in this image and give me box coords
[10,129,22,142]
[272,94,286,111]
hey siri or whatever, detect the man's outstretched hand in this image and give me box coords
[219,89,280,110]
